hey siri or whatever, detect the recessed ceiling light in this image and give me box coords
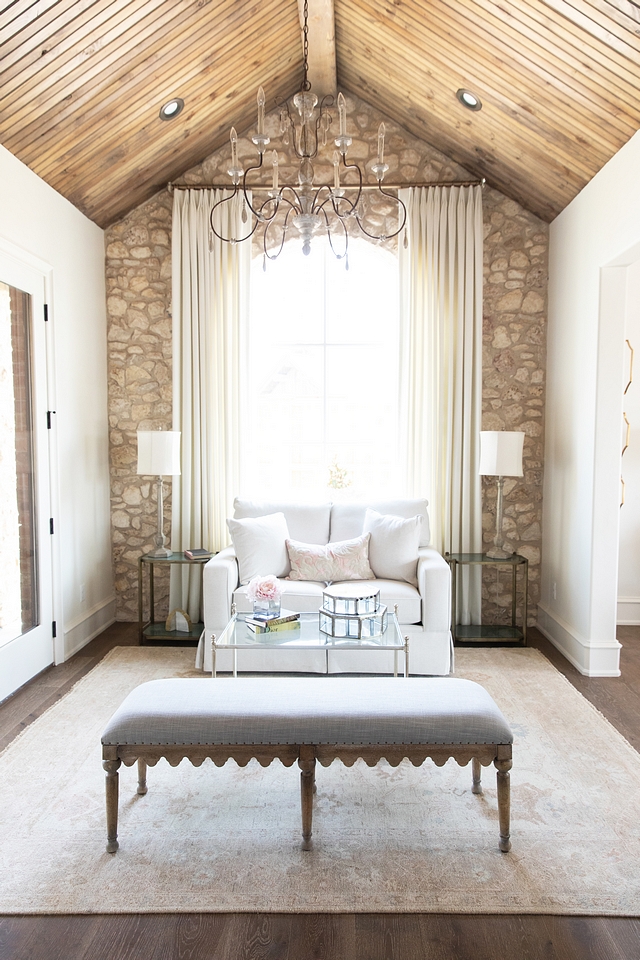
[456,89,482,111]
[159,98,184,121]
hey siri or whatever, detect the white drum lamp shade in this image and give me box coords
[137,431,181,477]
[479,431,524,477]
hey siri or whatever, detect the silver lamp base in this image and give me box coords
[148,476,171,558]
[487,475,514,559]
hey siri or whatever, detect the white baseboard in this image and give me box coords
[536,603,621,677]
[63,596,116,660]
[617,597,640,625]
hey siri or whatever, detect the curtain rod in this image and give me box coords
[167,178,485,193]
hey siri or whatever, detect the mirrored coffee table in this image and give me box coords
[211,611,409,678]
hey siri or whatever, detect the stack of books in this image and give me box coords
[184,548,213,560]
[245,610,301,634]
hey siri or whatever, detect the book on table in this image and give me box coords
[184,548,213,560]
[244,609,301,634]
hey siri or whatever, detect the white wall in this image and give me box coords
[0,145,114,687]
[540,129,640,676]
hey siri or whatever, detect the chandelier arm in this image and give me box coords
[209,189,257,244]
[339,154,364,211]
[322,206,348,261]
[238,155,271,222]
[279,186,303,212]
[264,205,297,261]
[352,188,408,241]
[316,191,356,220]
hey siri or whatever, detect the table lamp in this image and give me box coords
[479,431,524,559]
[137,430,181,558]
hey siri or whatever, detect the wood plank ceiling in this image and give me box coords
[1,0,640,225]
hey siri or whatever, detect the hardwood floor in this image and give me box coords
[1,622,640,959]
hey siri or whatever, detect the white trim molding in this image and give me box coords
[63,596,116,660]
[617,597,640,625]
[537,602,621,677]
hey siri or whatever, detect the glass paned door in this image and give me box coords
[0,250,53,702]
[0,282,38,643]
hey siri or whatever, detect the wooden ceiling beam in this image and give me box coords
[298,0,337,98]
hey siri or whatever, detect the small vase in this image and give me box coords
[252,598,281,620]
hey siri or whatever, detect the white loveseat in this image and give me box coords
[197,498,452,676]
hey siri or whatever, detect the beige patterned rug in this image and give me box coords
[1,645,639,915]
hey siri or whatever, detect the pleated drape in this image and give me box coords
[169,189,250,620]
[399,185,483,624]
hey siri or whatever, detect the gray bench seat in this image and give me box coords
[101,677,513,853]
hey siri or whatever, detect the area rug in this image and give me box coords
[1,645,639,915]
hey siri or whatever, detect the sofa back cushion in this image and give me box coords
[233,499,332,544]
[329,499,430,547]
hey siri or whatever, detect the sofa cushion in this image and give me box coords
[363,509,422,586]
[330,499,431,547]
[233,499,331,545]
[286,534,374,582]
[331,578,422,624]
[234,579,327,614]
[227,512,290,584]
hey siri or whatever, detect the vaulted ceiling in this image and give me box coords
[2,0,640,226]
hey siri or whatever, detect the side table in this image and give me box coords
[445,553,528,645]
[138,551,212,644]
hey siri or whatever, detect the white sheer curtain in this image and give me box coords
[399,185,483,624]
[169,188,250,620]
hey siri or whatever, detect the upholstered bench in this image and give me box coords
[101,677,514,853]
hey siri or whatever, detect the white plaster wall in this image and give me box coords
[541,128,640,675]
[0,145,114,687]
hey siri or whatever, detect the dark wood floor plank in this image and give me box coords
[78,913,167,960]
[287,913,355,960]
[354,914,425,960]
[541,916,626,960]
[0,915,102,960]
[147,913,229,960]
[211,914,292,960]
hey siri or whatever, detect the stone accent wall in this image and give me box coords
[105,92,547,625]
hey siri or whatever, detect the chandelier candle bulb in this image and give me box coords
[230,127,238,169]
[338,92,347,137]
[377,123,385,165]
[257,87,265,137]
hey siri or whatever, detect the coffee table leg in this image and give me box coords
[299,746,316,850]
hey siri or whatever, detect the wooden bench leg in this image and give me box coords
[103,758,121,854]
[471,757,482,795]
[137,758,148,795]
[298,746,316,851]
[495,757,512,853]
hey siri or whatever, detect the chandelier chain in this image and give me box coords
[302,0,310,91]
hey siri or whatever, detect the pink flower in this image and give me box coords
[247,574,282,602]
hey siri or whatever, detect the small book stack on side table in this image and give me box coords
[445,553,528,646]
[138,551,213,644]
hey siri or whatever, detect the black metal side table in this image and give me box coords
[445,553,528,645]
[138,551,212,644]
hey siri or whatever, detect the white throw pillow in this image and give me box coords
[286,534,374,582]
[227,512,290,584]
[363,509,423,586]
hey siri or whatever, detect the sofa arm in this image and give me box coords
[203,547,238,631]
[417,547,451,632]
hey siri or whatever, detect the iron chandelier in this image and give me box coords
[209,1,406,267]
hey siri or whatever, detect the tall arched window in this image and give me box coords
[240,237,402,501]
